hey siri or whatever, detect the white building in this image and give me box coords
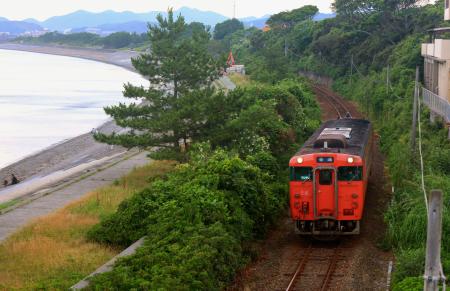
[421,5,450,138]
[445,0,450,20]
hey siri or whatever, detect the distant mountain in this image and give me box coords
[0,8,335,37]
[23,18,41,25]
[241,12,336,29]
[243,17,270,29]
[174,7,227,26]
[241,15,270,29]
[37,7,228,31]
[314,13,336,21]
[0,20,43,35]
[71,21,151,35]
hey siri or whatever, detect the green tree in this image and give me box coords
[95,9,219,160]
[213,18,244,40]
[267,5,318,29]
[102,32,132,48]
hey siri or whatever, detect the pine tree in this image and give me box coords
[96,9,219,160]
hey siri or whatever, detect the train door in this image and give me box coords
[314,169,337,218]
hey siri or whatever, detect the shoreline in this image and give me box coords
[0,43,139,72]
[0,43,142,185]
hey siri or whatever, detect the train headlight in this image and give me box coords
[297,157,303,164]
[347,157,354,163]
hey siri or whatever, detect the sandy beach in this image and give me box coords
[0,43,141,185]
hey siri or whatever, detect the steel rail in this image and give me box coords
[320,246,341,291]
[286,242,341,291]
[313,84,353,119]
[285,244,313,291]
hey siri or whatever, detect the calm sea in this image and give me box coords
[0,49,146,169]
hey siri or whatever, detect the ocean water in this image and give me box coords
[0,49,146,169]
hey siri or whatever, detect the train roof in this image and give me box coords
[296,119,372,157]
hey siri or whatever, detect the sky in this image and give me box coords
[2,0,334,21]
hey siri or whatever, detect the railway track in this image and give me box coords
[312,84,353,119]
[285,241,348,291]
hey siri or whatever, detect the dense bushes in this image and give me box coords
[211,1,449,288]
[204,80,321,161]
[85,79,321,289]
[15,31,148,49]
[333,48,450,287]
[87,148,286,289]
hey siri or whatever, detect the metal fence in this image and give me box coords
[422,87,450,123]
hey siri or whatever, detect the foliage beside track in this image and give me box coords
[209,1,449,289]
[87,75,320,289]
[88,147,285,289]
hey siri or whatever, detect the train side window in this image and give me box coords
[290,167,312,182]
[338,166,363,181]
[319,170,333,185]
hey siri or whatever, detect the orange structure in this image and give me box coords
[226,50,236,67]
[262,25,271,32]
[289,119,373,236]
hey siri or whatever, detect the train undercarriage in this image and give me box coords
[295,219,360,236]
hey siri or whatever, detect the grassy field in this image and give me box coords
[228,73,252,87]
[0,160,176,290]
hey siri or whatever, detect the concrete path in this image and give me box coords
[0,151,150,242]
[219,76,237,91]
[71,237,146,290]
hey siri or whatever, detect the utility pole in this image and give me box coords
[350,55,353,87]
[285,39,288,57]
[411,66,419,151]
[386,64,390,94]
[424,190,444,291]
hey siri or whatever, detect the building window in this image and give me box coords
[446,0,449,9]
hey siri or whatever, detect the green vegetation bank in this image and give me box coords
[214,2,449,290]
[86,9,321,290]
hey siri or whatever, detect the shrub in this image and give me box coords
[87,149,286,289]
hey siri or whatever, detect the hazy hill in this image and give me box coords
[242,12,335,29]
[71,21,151,35]
[38,7,228,31]
[314,12,336,21]
[0,21,43,34]
[0,8,336,36]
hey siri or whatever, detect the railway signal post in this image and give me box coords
[424,189,445,291]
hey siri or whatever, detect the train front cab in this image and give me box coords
[289,154,367,236]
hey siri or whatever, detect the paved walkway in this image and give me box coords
[218,76,237,91]
[0,151,150,242]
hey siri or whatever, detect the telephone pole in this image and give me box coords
[411,67,419,151]
[386,64,390,94]
[350,55,353,87]
[424,190,444,291]
[285,39,288,57]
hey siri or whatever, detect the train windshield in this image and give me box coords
[338,166,363,181]
[290,167,313,182]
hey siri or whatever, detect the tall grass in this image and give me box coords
[0,160,176,290]
[228,73,252,87]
